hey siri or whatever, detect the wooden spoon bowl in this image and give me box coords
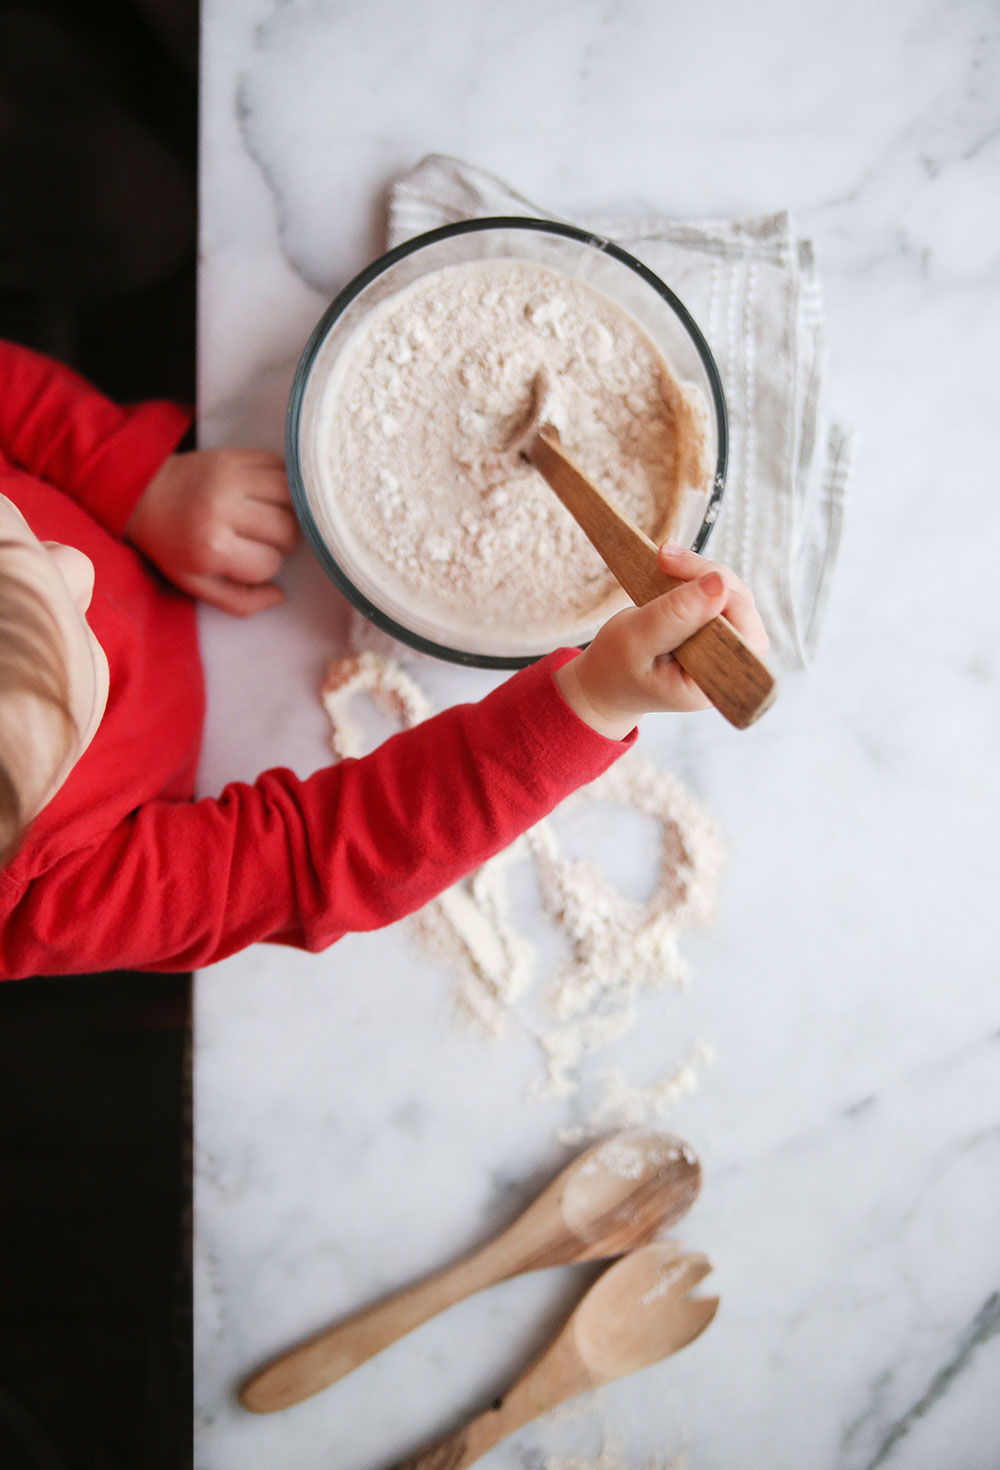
[573,1241,715,1378]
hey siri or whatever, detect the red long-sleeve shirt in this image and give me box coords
[0,342,633,978]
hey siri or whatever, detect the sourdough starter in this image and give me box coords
[315,260,709,642]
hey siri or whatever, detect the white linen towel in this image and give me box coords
[373,154,852,672]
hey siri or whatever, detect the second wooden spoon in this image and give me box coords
[239,1129,700,1414]
[389,1241,718,1470]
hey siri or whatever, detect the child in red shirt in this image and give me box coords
[0,340,767,978]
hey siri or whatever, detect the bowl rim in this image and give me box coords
[286,215,729,670]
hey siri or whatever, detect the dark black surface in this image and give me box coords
[0,975,192,1470]
[0,2,197,1465]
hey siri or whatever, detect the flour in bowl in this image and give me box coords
[314,260,709,642]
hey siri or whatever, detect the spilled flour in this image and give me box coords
[526,1387,688,1469]
[321,653,722,1137]
[557,1044,716,1148]
[533,1419,687,1470]
[541,1443,685,1470]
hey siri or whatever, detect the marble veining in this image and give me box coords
[195,1,1000,1467]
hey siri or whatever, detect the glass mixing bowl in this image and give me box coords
[286,217,728,669]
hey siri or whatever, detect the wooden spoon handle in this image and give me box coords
[388,1331,589,1470]
[528,431,776,730]
[387,1413,504,1470]
[240,1243,509,1414]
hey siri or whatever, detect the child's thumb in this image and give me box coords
[633,571,727,655]
[194,575,286,617]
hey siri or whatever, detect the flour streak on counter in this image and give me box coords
[322,652,720,1137]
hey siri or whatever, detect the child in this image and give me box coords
[0,340,767,979]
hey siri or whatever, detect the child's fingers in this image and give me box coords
[188,573,285,617]
[658,544,769,653]
[658,544,747,597]
[234,499,300,551]
[656,543,706,578]
[224,449,285,474]
[221,535,288,585]
[246,463,295,506]
[630,571,730,659]
[658,544,751,595]
[218,581,285,617]
[722,588,769,652]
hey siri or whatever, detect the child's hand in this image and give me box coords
[126,449,300,615]
[555,545,770,740]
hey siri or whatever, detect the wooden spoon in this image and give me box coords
[389,1242,718,1470]
[239,1129,700,1414]
[520,403,777,730]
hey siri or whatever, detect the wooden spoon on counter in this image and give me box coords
[513,375,777,730]
[389,1241,718,1470]
[239,1129,701,1414]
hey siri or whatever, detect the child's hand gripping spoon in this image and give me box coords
[515,377,777,730]
[239,1130,700,1413]
[388,1242,719,1470]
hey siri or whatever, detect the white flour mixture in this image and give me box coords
[315,260,709,642]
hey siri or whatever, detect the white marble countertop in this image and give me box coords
[194,3,1000,1467]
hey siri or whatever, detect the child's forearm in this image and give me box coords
[554,657,637,742]
[0,653,630,977]
[0,339,190,537]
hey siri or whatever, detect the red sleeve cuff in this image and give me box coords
[518,646,639,759]
[70,399,192,537]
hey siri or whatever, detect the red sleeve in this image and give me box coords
[0,339,191,537]
[0,652,636,977]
